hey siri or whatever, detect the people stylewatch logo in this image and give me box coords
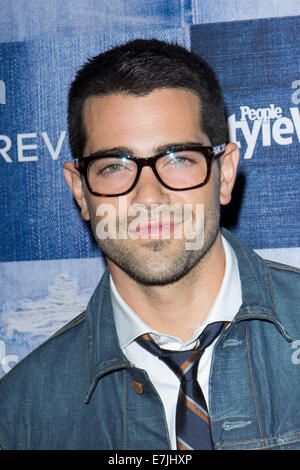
[228,80,300,158]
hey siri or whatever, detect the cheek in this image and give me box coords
[181,185,216,212]
[193,183,221,218]
[207,166,221,205]
[85,194,119,223]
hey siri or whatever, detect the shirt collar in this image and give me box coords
[110,235,242,351]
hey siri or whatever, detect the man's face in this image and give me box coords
[73,88,236,285]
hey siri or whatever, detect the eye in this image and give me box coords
[89,157,135,177]
[101,163,127,175]
[158,151,199,169]
[169,155,195,165]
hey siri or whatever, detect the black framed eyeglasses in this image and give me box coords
[74,143,226,197]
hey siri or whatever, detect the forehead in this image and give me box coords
[82,88,208,154]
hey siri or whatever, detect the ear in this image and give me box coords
[219,143,240,206]
[63,161,90,221]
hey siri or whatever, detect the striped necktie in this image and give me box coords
[136,321,226,450]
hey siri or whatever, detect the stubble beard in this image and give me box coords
[88,199,221,287]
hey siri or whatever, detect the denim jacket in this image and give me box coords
[1,228,300,450]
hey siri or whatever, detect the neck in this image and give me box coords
[108,231,226,341]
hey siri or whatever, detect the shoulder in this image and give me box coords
[265,258,300,301]
[263,259,300,332]
[264,259,300,304]
[0,311,88,450]
[264,258,300,286]
[0,311,87,395]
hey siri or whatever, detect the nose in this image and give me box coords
[131,166,171,206]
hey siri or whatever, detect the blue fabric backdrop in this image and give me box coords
[191,16,300,250]
[0,1,299,377]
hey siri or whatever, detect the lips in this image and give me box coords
[130,219,182,238]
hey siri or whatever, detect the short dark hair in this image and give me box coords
[67,38,228,158]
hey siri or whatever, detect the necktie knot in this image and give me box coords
[136,321,225,375]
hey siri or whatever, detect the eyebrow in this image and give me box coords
[84,141,206,159]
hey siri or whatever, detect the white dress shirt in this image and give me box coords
[110,235,242,449]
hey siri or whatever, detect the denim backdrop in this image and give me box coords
[191,16,300,250]
[0,1,299,377]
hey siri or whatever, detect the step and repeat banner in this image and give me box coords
[0,7,299,377]
[191,16,300,250]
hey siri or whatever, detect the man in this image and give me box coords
[0,39,300,450]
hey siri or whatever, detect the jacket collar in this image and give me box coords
[84,228,291,402]
[84,269,131,403]
[221,227,291,341]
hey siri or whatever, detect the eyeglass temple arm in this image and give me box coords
[74,158,82,169]
[212,144,226,156]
